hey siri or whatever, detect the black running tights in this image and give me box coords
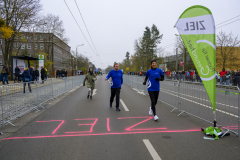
[148,91,159,116]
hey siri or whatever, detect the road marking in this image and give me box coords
[107,118,110,131]
[132,88,145,95]
[143,139,162,160]
[120,99,129,111]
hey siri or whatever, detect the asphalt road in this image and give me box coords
[0,75,240,160]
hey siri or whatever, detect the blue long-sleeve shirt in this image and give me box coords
[106,69,123,88]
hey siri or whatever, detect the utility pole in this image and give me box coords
[176,48,178,71]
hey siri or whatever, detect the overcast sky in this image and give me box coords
[40,0,240,69]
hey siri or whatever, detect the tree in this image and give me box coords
[118,24,163,72]
[133,24,163,71]
[34,14,70,67]
[35,14,69,43]
[0,0,42,65]
[105,65,113,73]
[29,52,53,70]
[0,18,14,39]
[216,31,240,70]
[125,52,130,60]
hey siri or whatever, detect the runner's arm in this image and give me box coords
[143,76,148,85]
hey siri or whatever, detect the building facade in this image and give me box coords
[0,32,73,76]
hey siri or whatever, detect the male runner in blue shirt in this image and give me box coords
[105,63,123,111]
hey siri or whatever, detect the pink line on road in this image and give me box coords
[107,118,110,132]
[3,129,201,140]
[36,120,65,135]
[65,118,98,134]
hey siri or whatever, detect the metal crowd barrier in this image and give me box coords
[123,74,240,138]
[0,75,84,128]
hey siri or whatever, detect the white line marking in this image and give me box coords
[120,99,129,111]
[143,139,162,160]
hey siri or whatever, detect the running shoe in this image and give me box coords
[149,107,153,115]
[90,96,92,99]
[110,103,112,107]
[116,107,121,111]
[154,115,159,121]
[87,95,89,99]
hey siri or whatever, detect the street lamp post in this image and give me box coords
[76,44,84,71]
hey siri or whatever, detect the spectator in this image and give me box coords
[45,68,48,80]
[232,70,237,86]
[181,70,185,81]
[235,71,240,87]
[29,66,34,81]
[14,66,20,83]
[220,68,227,85]
[41,66,45,84]
[2,65,9,85]
[35,68,39,82]
[65,69,67,78]
[195,71,200,82]
[22,67,31,93]
[226,70,231,85]
[56,70,59,78]
[192,71,196,82]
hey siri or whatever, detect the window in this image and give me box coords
[40,35,43,40]
[27,44,31,49]
[35,44,37,49]
[35,35,37,40]
[15,43,18,48]
[40,44,44,50]
[0,50,2,55]
[21,43,25,49]
[27,36,30,40]
[21,35,25,40]
[0,59,2,65]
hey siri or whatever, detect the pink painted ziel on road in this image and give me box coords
[36,120,65,135]
[118,116,164,131]
[107,118,110,131]
[3,117,202,140]
[65,118,98,134]
[3,129,201,140]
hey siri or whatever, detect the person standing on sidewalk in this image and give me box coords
[22,67,31,93]
[143,60,164,121]
[29,66,34,81]
[226,70,231,85]
[35,68,39,82]
[41,66,45,84]
[105,63,123,111]
[14,66,20,83]
[220,68,227,85]
[2,65,9,85]
[83,67,97,99]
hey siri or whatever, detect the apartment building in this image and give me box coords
[0,32,73,76]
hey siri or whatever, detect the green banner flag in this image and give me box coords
[175,6,216,115]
